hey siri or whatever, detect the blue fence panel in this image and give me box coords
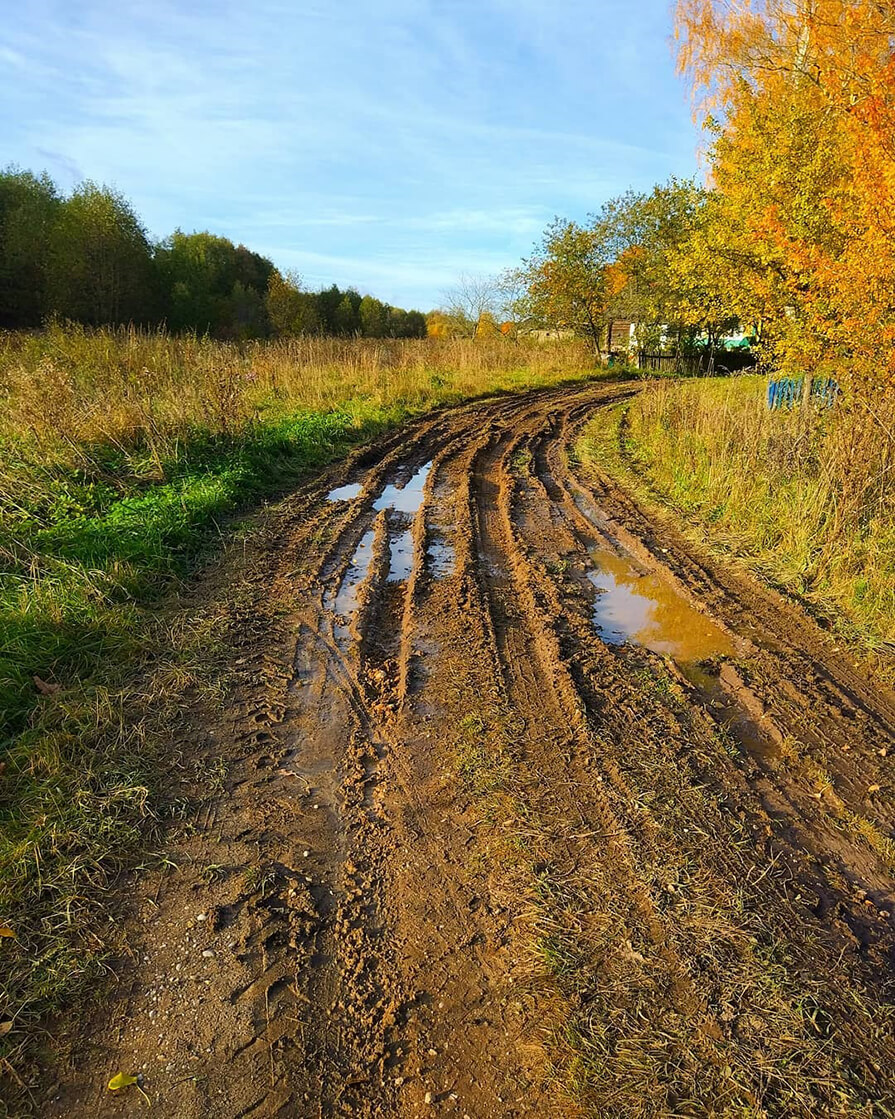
[811,377,839,407]
[768,376,838,409]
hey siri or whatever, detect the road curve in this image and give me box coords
[47,381,895,1119]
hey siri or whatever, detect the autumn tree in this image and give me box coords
[426,310,458,338]
[518,220,611,354]
[676,0,895,395]
[619,180,743,353]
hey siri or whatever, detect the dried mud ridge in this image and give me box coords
[45,383,895,1118]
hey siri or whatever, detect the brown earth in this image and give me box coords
[36,382,895,1117]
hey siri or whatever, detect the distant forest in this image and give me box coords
[0,168,427,339]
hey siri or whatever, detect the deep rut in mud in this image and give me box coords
[44,383,895,1118]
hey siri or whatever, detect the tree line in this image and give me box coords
[0,168,426,339]
[434,182,745,362]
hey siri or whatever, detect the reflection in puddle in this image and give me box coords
[427,537,455,578]
[374,462,432,515]
[333,529,376,624]
[388,527,415,582]
[325,461,436,638]
[327,482,363,503]
[584,537,778,761]
[572,490,611,531]
[373,462,434,584]
[588,547,736,663]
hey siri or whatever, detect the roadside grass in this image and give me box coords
[451,665,894,1117]
[0,408,392,742]
[0,324,600,1083]
[576,375,895,676]
[0,585,229,1095]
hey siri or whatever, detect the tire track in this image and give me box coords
[44,380,895,1119]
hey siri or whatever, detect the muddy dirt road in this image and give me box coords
[46,382,895,1117]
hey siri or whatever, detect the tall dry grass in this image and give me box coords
[580,375,895,657]
[0,325,594,467]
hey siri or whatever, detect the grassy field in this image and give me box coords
[577,375,895,672]
[0,325,597,1069]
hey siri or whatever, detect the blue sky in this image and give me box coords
[2,0,701,309]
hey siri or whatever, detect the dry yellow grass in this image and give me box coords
[579,375,895,664]
[0,325,595,464]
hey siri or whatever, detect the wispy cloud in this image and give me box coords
[34,148,83,186]
[0,0,700,307]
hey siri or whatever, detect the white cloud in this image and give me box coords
[0,0,701,306]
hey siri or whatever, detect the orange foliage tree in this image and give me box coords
[676,0,895,402]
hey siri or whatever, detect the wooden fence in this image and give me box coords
[638,350,757,376]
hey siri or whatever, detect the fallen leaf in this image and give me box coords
[0,927,14,939]
[108,1073,139,1091]
[0,1022,12,1036]
[868,784,881,794]
[33,675,61,696]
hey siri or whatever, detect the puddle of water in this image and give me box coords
[586,543,779,762]
[333,528,376,621]
[388,526,415,582]
[588,547,736,663]
[327,482,363,503]
[427,538,455,578]
[374,462,432,515]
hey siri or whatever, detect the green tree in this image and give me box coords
[335,293,360,335]
[266,270,321,335]
[50,182,156,326]
[314,285,341,333]
[403,309,426,338]
[387,306,409,337]
[359,294,389,337]
[0,167,60,328]
[155,230,273,336]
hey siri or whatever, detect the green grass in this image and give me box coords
[0,326,603,1087]
[576,376,895,673]
[0,405,397,743]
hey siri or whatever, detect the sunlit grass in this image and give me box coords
[578,375,895,666]
[0,324,599,1077]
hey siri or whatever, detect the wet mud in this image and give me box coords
[42,381,895,1119]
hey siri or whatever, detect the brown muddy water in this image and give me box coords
[588,545,736,662]
[584,533,778,760]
